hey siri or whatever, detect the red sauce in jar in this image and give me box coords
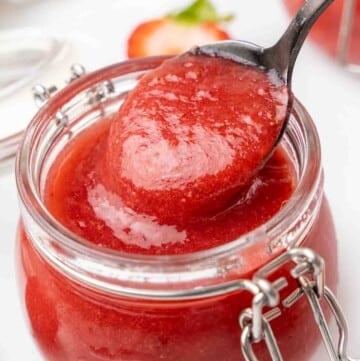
[43,54,291,255]
[44,118,293,255]
[17,55,338,361]
[19,199,337,361]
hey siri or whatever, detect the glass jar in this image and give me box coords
[283,0,360,69]
[16,57,338,361]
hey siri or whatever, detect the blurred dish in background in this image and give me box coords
[0,29,67,99]
[0,0,109,168]
[0,31,98,167]
[283,0,360,72]
[0,27,70,168]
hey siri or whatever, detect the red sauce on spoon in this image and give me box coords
[104,54,289,225]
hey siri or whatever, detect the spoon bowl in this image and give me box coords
[189,0,334,166]
[192,0,334,87]
[105,0,335,225]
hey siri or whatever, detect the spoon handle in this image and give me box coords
[268,0,334,83]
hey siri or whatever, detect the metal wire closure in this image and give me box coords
[240,310,283,361]
[32,64,87,108]
[14,63,114,164]
[32,63,116,112]
[239,247,359,361]
[337,0,360,73]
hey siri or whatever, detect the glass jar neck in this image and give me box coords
[16,57,323,300]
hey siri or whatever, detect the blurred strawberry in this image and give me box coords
[127,0,233,58]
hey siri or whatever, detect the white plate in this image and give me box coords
[0,0,359,360]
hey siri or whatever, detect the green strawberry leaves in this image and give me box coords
[168,0,234,25]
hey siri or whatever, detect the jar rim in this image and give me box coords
[16,57,323,298]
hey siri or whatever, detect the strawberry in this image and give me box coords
[127,0,233,58]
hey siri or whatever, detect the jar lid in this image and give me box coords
[0,28,99,167]
[0,29,64,166]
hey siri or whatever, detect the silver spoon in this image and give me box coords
[191,0,334,114]
[89,0,337,227]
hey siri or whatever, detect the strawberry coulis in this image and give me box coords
[105,54,289,228]
[45,54,291,254]
[18,55,338,361]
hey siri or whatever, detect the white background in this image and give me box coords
[0,0,359,360]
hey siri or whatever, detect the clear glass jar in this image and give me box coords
[16,57,338,361]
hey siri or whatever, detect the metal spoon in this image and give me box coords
[192,0,334,104]
[109,0,335,224]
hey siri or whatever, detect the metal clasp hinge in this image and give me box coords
[32,64,87,128]
[32,63,87,108]
[31,63,116,127]
[239,247,359,361]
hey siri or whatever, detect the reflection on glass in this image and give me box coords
[0,29,66,99]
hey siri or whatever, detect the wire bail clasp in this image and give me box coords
[239,248,324,361]
[239,247,359,361]
[300,277,359,361]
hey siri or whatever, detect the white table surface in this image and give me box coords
[0,0,359,360]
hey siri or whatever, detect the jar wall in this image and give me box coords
[17,197,338,361]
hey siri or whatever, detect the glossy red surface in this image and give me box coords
[106,54,289,225]
[284,0,360,64]
[44,118,293,255]
[19,116,337,361]
[18,199,338,361]
[17,56,337,361]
